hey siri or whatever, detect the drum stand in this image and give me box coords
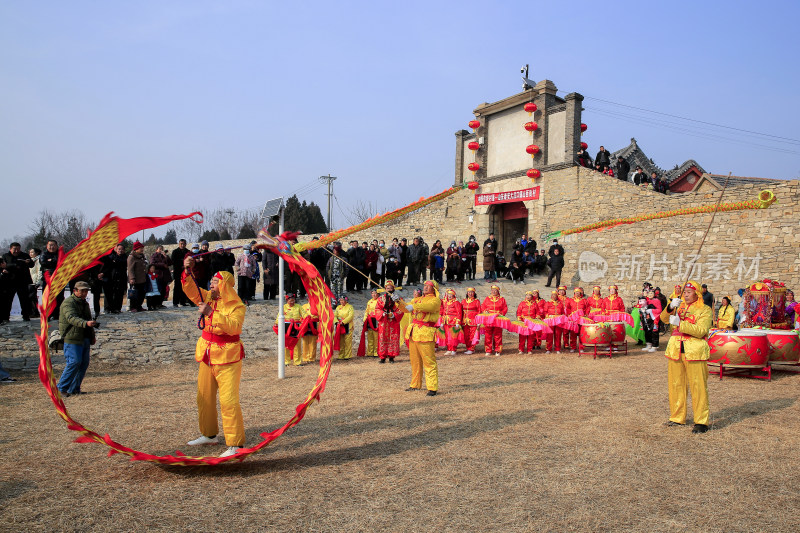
[610,341,627,356]
[578,343,612,359]
[708,363,771,381]
[769,361,800,374]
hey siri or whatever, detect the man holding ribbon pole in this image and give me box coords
[182,255,247,458]
[661,280,712,434]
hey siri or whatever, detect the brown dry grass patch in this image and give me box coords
[2,346,800,532]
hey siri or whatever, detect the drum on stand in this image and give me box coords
[765,329,800,364]
[708,328,769,367]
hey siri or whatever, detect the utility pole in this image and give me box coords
[319,174,337,231]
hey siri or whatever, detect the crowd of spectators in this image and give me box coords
[576,145,669,194]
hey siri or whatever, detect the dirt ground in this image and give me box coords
[2,343,800,532]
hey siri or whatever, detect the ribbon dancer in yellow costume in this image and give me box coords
[661,280,712,434]
[182,256,246,458]
[405,280,441,396]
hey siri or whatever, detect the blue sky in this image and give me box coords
[2,0,798,241]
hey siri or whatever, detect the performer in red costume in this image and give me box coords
[587,285,604,316]
[543,290,565,353]
[482,284,508,356]
[439,288,463,355]
[564,287,589,352]
[516,290,541,353]
[461,287,481,355]
[557,285,570,351]
[604,284,625,313]
[375,280,404,363]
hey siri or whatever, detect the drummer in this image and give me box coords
[716,296,735,330]
[587,286,604,317]
[604,284,625,313]
[660,280,712,434]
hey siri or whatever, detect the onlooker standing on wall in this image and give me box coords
[171,239,191,307]
[595,146,611,172]
[39,240,63,320]
[102,243,128,314]
[632,166,646,186]
[127,241,147,312]
[616,156,630,182]
[2,242,34,321]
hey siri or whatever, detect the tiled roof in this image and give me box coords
[706,174,786,187]
[610,138,704,183]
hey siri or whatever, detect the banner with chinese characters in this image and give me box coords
[474,187,540,206]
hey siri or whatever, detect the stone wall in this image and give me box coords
[325,166,800,304]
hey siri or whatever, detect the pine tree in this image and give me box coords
[219,228,232,241]
[237,224,257,239]
[163,228,178,245]
[306,201,328,233]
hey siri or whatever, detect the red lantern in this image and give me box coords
[524,121,538,134]
[467,181,479,190]
[580,123,588,133]
[467,141,480,151]
[526,144,540,156]
[580,142,588,150]
[468,162,480,173]
[524,102,537,115]
[468,120,481,131]
[526,169,541,179]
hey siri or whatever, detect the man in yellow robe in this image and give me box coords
[660,280,712,434]
[182,258,246,458]
[404,280,441,396]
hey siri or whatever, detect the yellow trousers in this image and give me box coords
[409,340,438,392]
[284,346,302,366]
[302,335,318,363]
[366,330,377,356]
[197,361,245,447]
[337,332,353,359]
[668,353,710,425]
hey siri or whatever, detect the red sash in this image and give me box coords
[201,331,241,344]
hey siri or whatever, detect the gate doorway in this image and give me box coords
[501,201,528,255]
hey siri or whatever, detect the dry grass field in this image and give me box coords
[3,343,800,532]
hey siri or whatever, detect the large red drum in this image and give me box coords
[765,330,800,363]
[608,322,626,344]
[580,323,611,346]
[708,329,769,366]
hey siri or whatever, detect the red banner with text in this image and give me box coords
[474,187,540,206]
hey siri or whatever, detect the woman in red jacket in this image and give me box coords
[543,290,565,353]
[482,284,508,356]
[461,287,481,355]
[603,284,625,313]
[439,288,463,355]
[587,286,604,317]
[516,291,541,353]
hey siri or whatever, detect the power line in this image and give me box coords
[580,94,800,146]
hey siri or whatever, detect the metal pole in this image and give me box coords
[320,174,336,231]
[277,206,285,379]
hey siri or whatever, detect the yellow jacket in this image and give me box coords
[301,302,317,320]
[335,303,354,325]
[660,298,712,361]
[364,297,378,323]
[404,294,441,343]
[716,304,735,329]
[275,302,303,325]
[183,271,245,365]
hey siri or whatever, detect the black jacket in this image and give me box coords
[548,243,565,258]
[101,251,128,285]
[40,249,59,277]
[2,252,33,285]
[616,159,630,181]
[547,254,565,271]
[595,149,611,166]
[171,247,190,277]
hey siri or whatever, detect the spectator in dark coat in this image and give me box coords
[616,156,630,182]
[548,240,565,258]
[595,146,611,171]
[632,167,647,186]
[262,249,279,300]
[2,242,34,321]
[545,248,565,288]
[101,243,128,313]
[576,147,593,168]
[126,241,147,312]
